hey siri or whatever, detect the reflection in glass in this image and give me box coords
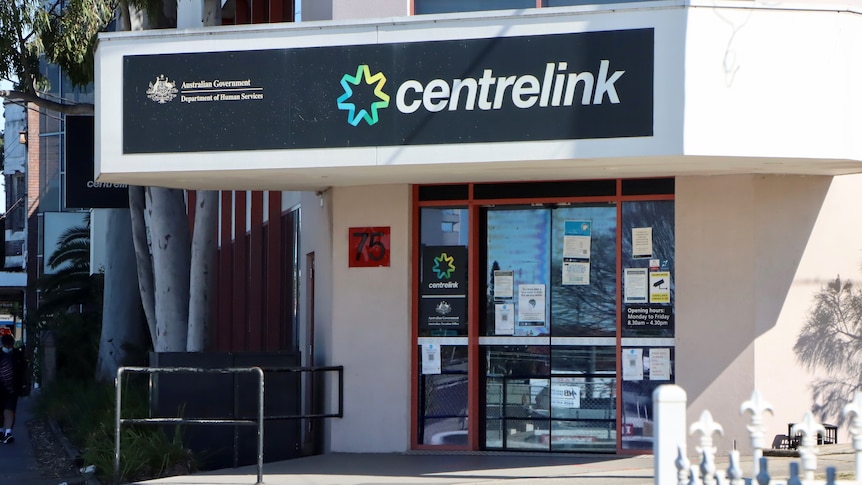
[484,346,616,452]
[548,0,649,5]
[551,420,615,452]
[420,208,469,338]
[419,346,468,446]
[621,200,675,338]
[421,208,469,246]
[485,209,551,336]
[620,346,674,450]
[424,417,468,445]
[550,206,617,336]
[505,418,551,450]
[415,0,535,14]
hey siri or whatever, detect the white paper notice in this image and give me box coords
[649,348,671,380]
[622,348,644,381]
[624,268,648,303]
[493,270,514,299]
[563,235,591,259]
[649,271,671,303]
[562,261,590,285]
[422,343,441,375]
[495,303,514,335]
[551,382,581,409]
[632,227,653,258]
[518,284,546,323]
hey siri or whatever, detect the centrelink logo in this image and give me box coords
[432,252,456,279]
[336,60,625,126]
[336,65,390,126]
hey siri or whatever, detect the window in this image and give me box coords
[415,180,674,453]
[415,0,535,15]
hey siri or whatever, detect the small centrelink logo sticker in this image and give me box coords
[146,75,178,104]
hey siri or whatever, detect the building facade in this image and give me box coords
[96,0,862,456]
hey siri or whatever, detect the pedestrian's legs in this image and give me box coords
[2,408,12,430]
[1,395,17,443]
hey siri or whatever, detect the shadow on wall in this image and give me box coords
[794,275,862,426]
[679,175,832,405]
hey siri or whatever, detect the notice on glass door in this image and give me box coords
[563,220,591,286]
[624,268,648,303]
[622,348,644,381]
[649,271,671,303]
[422,343,441,375]
[493,270,514,299]
[632,227,653,258]
[495,303,514,335]
[649,348,671,380]
[563,221,592,259]
[562,261,590,285]
[518,284,546,323]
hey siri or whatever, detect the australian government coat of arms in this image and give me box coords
[146,75,178,104]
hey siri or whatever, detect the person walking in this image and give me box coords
[0,334,27,444]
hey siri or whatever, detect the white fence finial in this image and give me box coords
[741,389,774,477]
[791,411,826,481]
[690,411,723,485]
[842,391,862,478]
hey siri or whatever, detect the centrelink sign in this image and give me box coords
[123,29,653,154]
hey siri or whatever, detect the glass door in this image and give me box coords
[481,204,618,452]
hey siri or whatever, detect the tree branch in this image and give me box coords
[0,89,94,115]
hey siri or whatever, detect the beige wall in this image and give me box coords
[676,174,842,453]
[328,184,412,452]
[754,174,862,445]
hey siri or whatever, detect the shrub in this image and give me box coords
[33,376,197,483]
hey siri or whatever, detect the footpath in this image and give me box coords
[128,446,859,485]
[4,393,858,485]
[0,394,59,484]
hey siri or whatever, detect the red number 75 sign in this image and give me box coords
[349,227,390,267]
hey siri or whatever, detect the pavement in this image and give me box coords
[3,394,858,485]
[123,445,861,485]
[0,394,61,484]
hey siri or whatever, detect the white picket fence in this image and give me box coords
[653,385,862,485]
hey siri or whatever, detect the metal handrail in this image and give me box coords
[115,366,265,485]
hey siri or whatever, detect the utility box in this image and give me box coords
[149,352,302,470]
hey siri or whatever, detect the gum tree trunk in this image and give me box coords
[147,187,191,352]
[96,209,146,380]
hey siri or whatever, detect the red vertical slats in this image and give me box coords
[266,193,283,351]
[217,191,234,351]
[248,191,264,350]
[232,192,248,350]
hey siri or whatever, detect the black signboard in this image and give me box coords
[66,116,129,208]
[623,304,674,332]
[419,246,468,332]
[124,29,653,154]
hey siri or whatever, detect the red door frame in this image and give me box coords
[410,179,674,454]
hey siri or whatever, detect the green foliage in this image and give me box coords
[35,217,103,321]
[34,377,196,483]
[1,0,176,92]
[38,0,118,87]
[42,312,101,381]
[0,0,43,90]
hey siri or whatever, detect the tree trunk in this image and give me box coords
[96,209,147,381]
[187,190,218,351]
[147,187,191,352]
[184,0,223,352]
[129,185,157,344]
